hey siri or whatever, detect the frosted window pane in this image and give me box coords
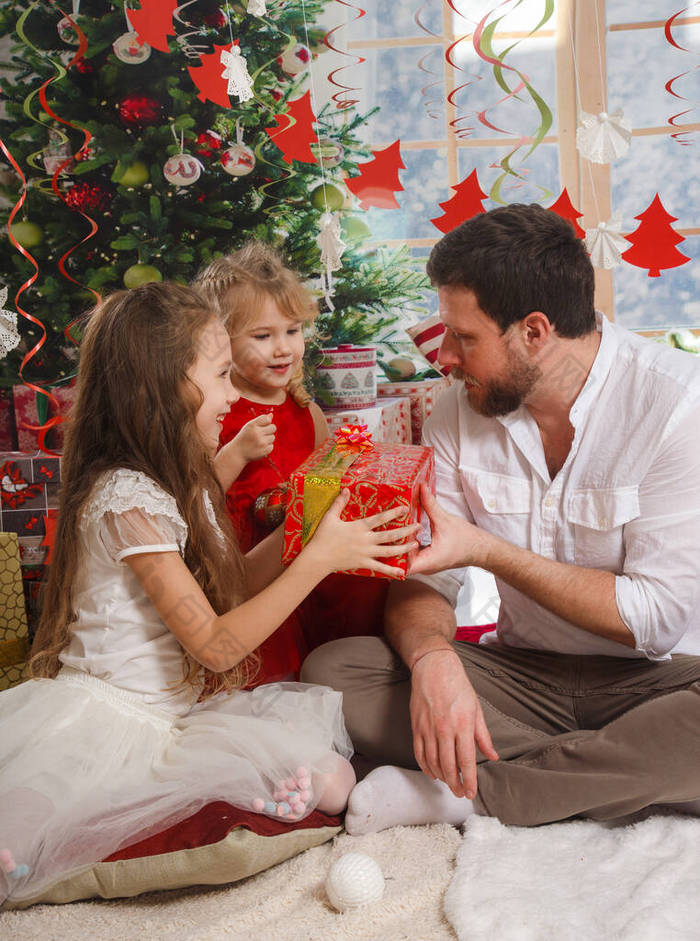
[607,23,700,126]
[363,148,450,241]
[606,0,693,24]
[610,135,700,229]
[613,236,700,330]
[347,0,443,40]
[457,142,560,206]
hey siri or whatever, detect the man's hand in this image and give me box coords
[410,648,498,799]
[409,485,491,575]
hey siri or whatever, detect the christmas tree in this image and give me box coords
[0,0,428,395]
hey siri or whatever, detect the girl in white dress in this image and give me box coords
[0,282,417,907]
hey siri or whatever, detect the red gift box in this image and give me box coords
[377,378,452,444]
[283,429,434,580]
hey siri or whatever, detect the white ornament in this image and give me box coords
[113,31,151,64]
[221,143,256,176]
[584,213,628,269]
[163,153,203,186]
[43,134,73,176]
[325,852,385,912]
[317,211,345,311]
[314,137,344,169]
[220,45,254,102]
[57,15,80,44]
[248,0,267,14]
[576,109,632,164]
[0,286,21,359]
[278,42,311,76]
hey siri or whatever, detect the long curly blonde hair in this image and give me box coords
[29,283,258,696]
[195,241,318,406]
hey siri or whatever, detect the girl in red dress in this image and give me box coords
[196,243,387,685]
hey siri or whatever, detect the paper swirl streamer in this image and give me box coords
[173,1,209,59]
[471,0,555,203]
[584,214,628,269]
[0,138,63,453]
[664,7,698,146]
[576,110,632,164]
[323,1,366,110]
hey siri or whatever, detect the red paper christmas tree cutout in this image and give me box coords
[622,194,690,278]
[129,0,178,53]
[346,140,405,210]
[265,91,318,164]
[187,43,235,109]
[430,170,487,233]
[548,188,585,238]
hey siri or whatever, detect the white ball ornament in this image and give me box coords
[325,852,385,912]
[221,143,256,177]
[278,42,311,76]
[113,32,152,64]
[163,153,203,186]
[57,15,80,44]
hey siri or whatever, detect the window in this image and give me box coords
[324,0,699,332]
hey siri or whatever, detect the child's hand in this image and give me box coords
[233,413,276,462]
[305,489,421,578]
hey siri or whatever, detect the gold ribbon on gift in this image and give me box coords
[301,425,374,545]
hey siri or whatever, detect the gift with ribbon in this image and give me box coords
[0,531,30,691]
[283,424,434,579]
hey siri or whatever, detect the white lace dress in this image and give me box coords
[0,469,351,906]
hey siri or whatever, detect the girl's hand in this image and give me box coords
[407,485,485,575]
[232,413,276,462]
[305,489,421,578]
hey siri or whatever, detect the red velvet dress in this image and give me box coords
[218,394,387,685]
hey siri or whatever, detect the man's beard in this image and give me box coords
[453,350,540,418]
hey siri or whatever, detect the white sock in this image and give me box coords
[344,765,474,835]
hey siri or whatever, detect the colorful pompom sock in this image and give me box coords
[252,767,312,819]
[0,848,30,880]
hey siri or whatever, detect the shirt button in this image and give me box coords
[544,496,554,508]
[599,517,608,528]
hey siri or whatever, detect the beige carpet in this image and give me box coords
[0,824,461,941]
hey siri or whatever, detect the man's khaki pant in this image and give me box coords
[301,636,700,826]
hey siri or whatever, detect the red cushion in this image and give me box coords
[455,623,496,644]
[104,803,342,862]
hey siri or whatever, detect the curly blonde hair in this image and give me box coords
[195,241,318,406]
[29,283,259,696]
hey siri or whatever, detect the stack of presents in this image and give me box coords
[0,317,451,691]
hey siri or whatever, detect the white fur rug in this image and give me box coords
[445,812,700,941]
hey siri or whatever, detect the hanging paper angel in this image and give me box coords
[576,109,632,164]
[317,212,345,310]
[0,286,21,358]
[220,43,254,103]
[584,213,628,269]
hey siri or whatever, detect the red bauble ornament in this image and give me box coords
[196,129,224,157]
[202,9,228,28]
[253,486,287,530]
[64,182,114,213]
[118,94,162,128]
[73,56,96,75]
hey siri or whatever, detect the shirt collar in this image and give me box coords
[496,310,618,431]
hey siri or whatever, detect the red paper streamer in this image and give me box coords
[324,1,366,111]
[663,7,697,146]
[0,138,62,454]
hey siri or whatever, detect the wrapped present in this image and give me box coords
[0,531,30,690]
[323,395,412,445]
[283,424,434,580]
[0,451,61,541]
[377,377,452,444]
[12,382,75,452]
[0,388,18,451]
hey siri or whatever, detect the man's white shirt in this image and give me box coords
[414,313,700,660]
